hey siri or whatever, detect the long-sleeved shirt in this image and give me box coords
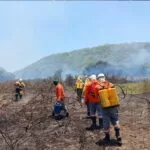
[84,80,113,103]
[56,83,65,101]
[85,80,100,103]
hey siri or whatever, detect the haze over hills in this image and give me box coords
[13,42,150,79]
[0,67,15,81]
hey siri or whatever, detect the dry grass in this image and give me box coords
[118,80,150,94]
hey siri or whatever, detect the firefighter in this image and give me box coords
[52,80,69,120]
[82,75,91,117]
[14,78,25,101]
[84,74,103,130]
[53,80,65,102]
[75,76,84,102]
[97,73,122,145]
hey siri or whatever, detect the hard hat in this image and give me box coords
[97,73,105,78]
[97,73,105,82]
[89,74,96,80]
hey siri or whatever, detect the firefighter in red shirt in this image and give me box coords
[84,74,103,130]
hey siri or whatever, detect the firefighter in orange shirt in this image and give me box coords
[52,80,68,119]
[82,76,91,117]
[53,80,65,101]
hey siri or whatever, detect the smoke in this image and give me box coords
[120,49,150,68]
[83,45,150,79]
[61,45,150,80]
[61,64,82,79]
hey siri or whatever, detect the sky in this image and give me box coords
[0,1,150,72]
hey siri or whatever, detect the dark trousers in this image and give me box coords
[15,88,23,100]
[76,88,83,101]
[86,102,90,116]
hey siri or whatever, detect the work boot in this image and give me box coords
[87,112,90,117]
[97,118,103,129]
[115,127,122,145]
[86,116,97,131]
[86,112,91,119]
[116,136,122,146]
[86,124,97,131]
[103,133,110,142]
[115,127,120,137]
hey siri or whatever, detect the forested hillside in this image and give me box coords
[14,42,150,79]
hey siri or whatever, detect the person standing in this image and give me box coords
[75,76,84,102]
[84,74,103,130]
[14,78,25,100]
[97,73,122,145]
[82,76,91,117]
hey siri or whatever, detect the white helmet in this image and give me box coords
[89,74,96,80]
[97,73,105,82]
[97,73,105,78]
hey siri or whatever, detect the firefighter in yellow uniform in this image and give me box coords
[15,79,25,101]
[75,76,84,102]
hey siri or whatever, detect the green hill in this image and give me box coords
[14,42,150,79]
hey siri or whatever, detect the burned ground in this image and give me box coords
[0,80,149,150]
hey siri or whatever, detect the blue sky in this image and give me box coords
[0,1,150,72]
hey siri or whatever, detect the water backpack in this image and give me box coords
[52,102,69,120]
[99,88,120,108]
